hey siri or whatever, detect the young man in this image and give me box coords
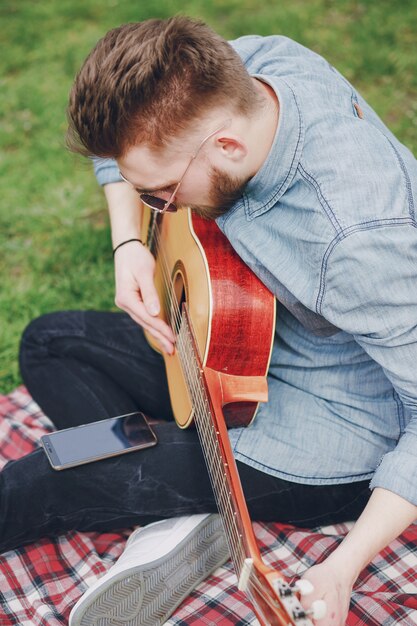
[11,14,417,626]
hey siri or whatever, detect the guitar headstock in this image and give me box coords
[239,558,326,626]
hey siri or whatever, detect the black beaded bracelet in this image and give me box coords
[112,238,144,257]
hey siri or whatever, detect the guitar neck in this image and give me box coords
[177,306,260,573]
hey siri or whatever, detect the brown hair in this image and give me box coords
[67,16,259,158]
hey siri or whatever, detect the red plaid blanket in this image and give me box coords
[0,388,416,625]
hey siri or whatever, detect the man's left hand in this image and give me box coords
[298,561,354,625]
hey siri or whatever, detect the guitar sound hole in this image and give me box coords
[172,270,187,335]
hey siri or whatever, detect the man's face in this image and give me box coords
[117,130,250,219]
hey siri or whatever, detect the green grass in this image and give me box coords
[1,0,416,392]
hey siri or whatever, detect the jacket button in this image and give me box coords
[353,102,364,119]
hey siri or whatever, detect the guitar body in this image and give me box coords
[142,206,276,428]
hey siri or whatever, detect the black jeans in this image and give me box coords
[0,310,371,553]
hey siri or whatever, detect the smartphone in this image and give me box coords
[40,411,158,470]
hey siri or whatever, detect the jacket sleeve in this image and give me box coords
[91,157,122,186]
[320,222,417,505]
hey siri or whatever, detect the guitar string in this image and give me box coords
[151,224,248,573]
[178,322,245,573]
[149,225,244,569]
[148,217,246,571]
[154,246,245,573]
[152,227,246,573]
[178,318,246,572]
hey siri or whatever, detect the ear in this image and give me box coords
[216,135,248,162]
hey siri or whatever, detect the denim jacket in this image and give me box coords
[93,35,417,506]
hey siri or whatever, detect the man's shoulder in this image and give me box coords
[228,34,328,74]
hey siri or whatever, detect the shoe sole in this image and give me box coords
[70,514,230,626]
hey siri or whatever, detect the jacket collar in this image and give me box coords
[217,76,304,224]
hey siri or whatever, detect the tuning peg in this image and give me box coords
[291,579,327,620]
[308,599,327,620]
[292,579,314,596]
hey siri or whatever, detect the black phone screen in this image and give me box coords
[41,412,157,469]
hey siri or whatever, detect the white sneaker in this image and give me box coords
[69,514,229,626]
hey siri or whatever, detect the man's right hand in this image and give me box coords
[113,240,176,354]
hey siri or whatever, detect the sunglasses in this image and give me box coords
[119,120,231,214]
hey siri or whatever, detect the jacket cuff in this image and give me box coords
[91,156,122,186]
[370,442,417,506]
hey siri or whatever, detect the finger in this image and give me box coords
[138,273,161,317]
[122,304,175,353]
[116,293,175,343]
[141,311,176,344]
[129,309,175,348]
[143,325,175,355]
[123,305,175,353]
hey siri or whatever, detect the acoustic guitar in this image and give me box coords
[142,205,324,625]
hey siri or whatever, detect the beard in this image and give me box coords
[187,165,250,220]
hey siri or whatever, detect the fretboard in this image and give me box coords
[175,308,248,576]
